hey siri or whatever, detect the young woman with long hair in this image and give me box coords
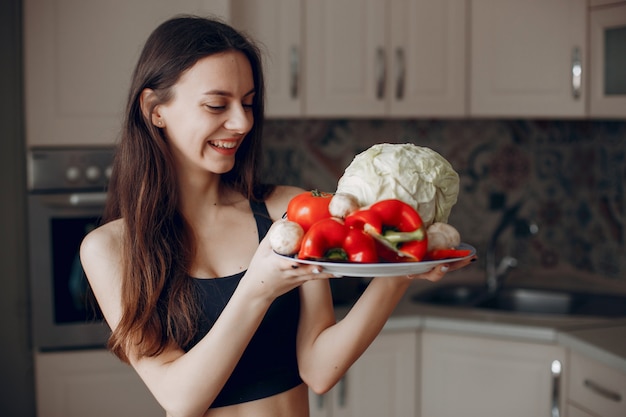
[80,15,474,417]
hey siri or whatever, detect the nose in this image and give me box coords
[224,103,253,135]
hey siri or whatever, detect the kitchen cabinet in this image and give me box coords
[230,0,302,117]
[470,0,587,117]
[420,330,566,417]
[309,330,418,417]
[304,0,466,117]
[24,0,230,147]
[567,351,626,417]
[588,1,626,118]
[35,350,163,417]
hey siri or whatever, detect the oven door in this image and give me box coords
[28,192,111,351]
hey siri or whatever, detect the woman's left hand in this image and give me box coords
[404,255,477,282]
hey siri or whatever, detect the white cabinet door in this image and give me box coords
[389,0,466,117]
[309,331,418,417]
[24,0,230,147]
[304,0,387,117]
[231,0,302,117]
[470,0,586,117]
[35,350,163,417]
[421,331,566,417]
[568,351,626,417]
[305,0,465,118]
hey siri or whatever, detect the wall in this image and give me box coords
[0,0,36,416]
[263,119,626,288]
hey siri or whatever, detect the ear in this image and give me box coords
[139,88,164,127]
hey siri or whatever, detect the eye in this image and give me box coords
[205,104,226,112]
[243,103,254,111]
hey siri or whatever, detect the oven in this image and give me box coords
[27,147,115,351]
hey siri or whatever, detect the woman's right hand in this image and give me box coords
[241,231,335,303]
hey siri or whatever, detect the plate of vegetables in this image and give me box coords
[269,190,475,277]
[274,242,476,277]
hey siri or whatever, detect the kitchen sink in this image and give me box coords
[412,283,626,317]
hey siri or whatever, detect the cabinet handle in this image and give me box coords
[375,47,386,100]
[338,375,347,408]
[395,47,405,100]
[551,360,562,417]
[315,393,324,410]
[290,46,299,99]
[584,379,622,403]
[571,47,582,100]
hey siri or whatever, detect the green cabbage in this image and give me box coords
[335,143,459,226]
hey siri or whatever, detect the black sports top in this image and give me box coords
[188,200,303,408]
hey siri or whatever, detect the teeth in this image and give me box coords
[210,141,237,149]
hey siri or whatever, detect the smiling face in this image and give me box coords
[151,51,256,179]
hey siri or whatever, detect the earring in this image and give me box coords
[157,120,162,127]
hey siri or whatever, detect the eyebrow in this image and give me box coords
[202,88,256,98]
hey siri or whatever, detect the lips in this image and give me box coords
[207,139,241,156]
[209,139,238,150]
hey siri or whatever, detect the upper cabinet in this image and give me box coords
[233,0,466,118]
[304,0,466,117]
[24,0,626,147]
[233,0,608,119]
[470,0,587,118]
[24,0,230,147]
[588,1,626,118]
[231,0,303,117]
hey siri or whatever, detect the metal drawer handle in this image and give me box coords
[375,47,386,100]
[551,360,562,417]
[571,47,582,100]
[289,46,299,99]
[584,379,622,403]
[395,47,405,100]
[338,375,348,408]
[315,393,324,410]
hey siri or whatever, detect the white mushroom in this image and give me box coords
[328,192,361,219]
[268,219,305,256]
[426,222,461,252]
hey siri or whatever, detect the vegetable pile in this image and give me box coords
[269,143,471,263]
[271,191,469,263]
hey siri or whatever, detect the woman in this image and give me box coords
[80,15,474,417]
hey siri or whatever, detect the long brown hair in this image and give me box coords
[104,15,270,362]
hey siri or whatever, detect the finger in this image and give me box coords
[447,256,477,272]
[407,263,450,282]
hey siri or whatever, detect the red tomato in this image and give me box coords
[286,190,333,232]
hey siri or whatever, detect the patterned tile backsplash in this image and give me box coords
[262,119,626,287]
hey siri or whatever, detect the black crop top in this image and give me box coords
[189,200,303,408]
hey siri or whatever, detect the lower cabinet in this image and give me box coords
[567,351,626,417]
[420,330,566,417]
[309,330,418,417]
[35,350,163,417]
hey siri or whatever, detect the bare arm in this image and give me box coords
[296,259,474,394]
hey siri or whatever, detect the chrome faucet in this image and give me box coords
[486,201,538,293]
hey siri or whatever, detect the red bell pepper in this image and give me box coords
[425,248,471,261]
[297,218,379,263]
[345,199,428,262]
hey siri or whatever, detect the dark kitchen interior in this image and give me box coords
[3,1,626,416]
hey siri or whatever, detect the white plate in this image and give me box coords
[274,243,476,277]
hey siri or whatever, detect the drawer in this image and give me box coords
[568,351,625,417]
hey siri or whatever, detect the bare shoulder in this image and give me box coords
[264,185,307,220]
[79,220,125,293]
[79,219,126,327]
[80,219,124,265]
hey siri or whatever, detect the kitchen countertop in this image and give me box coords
[338,269,626,373]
